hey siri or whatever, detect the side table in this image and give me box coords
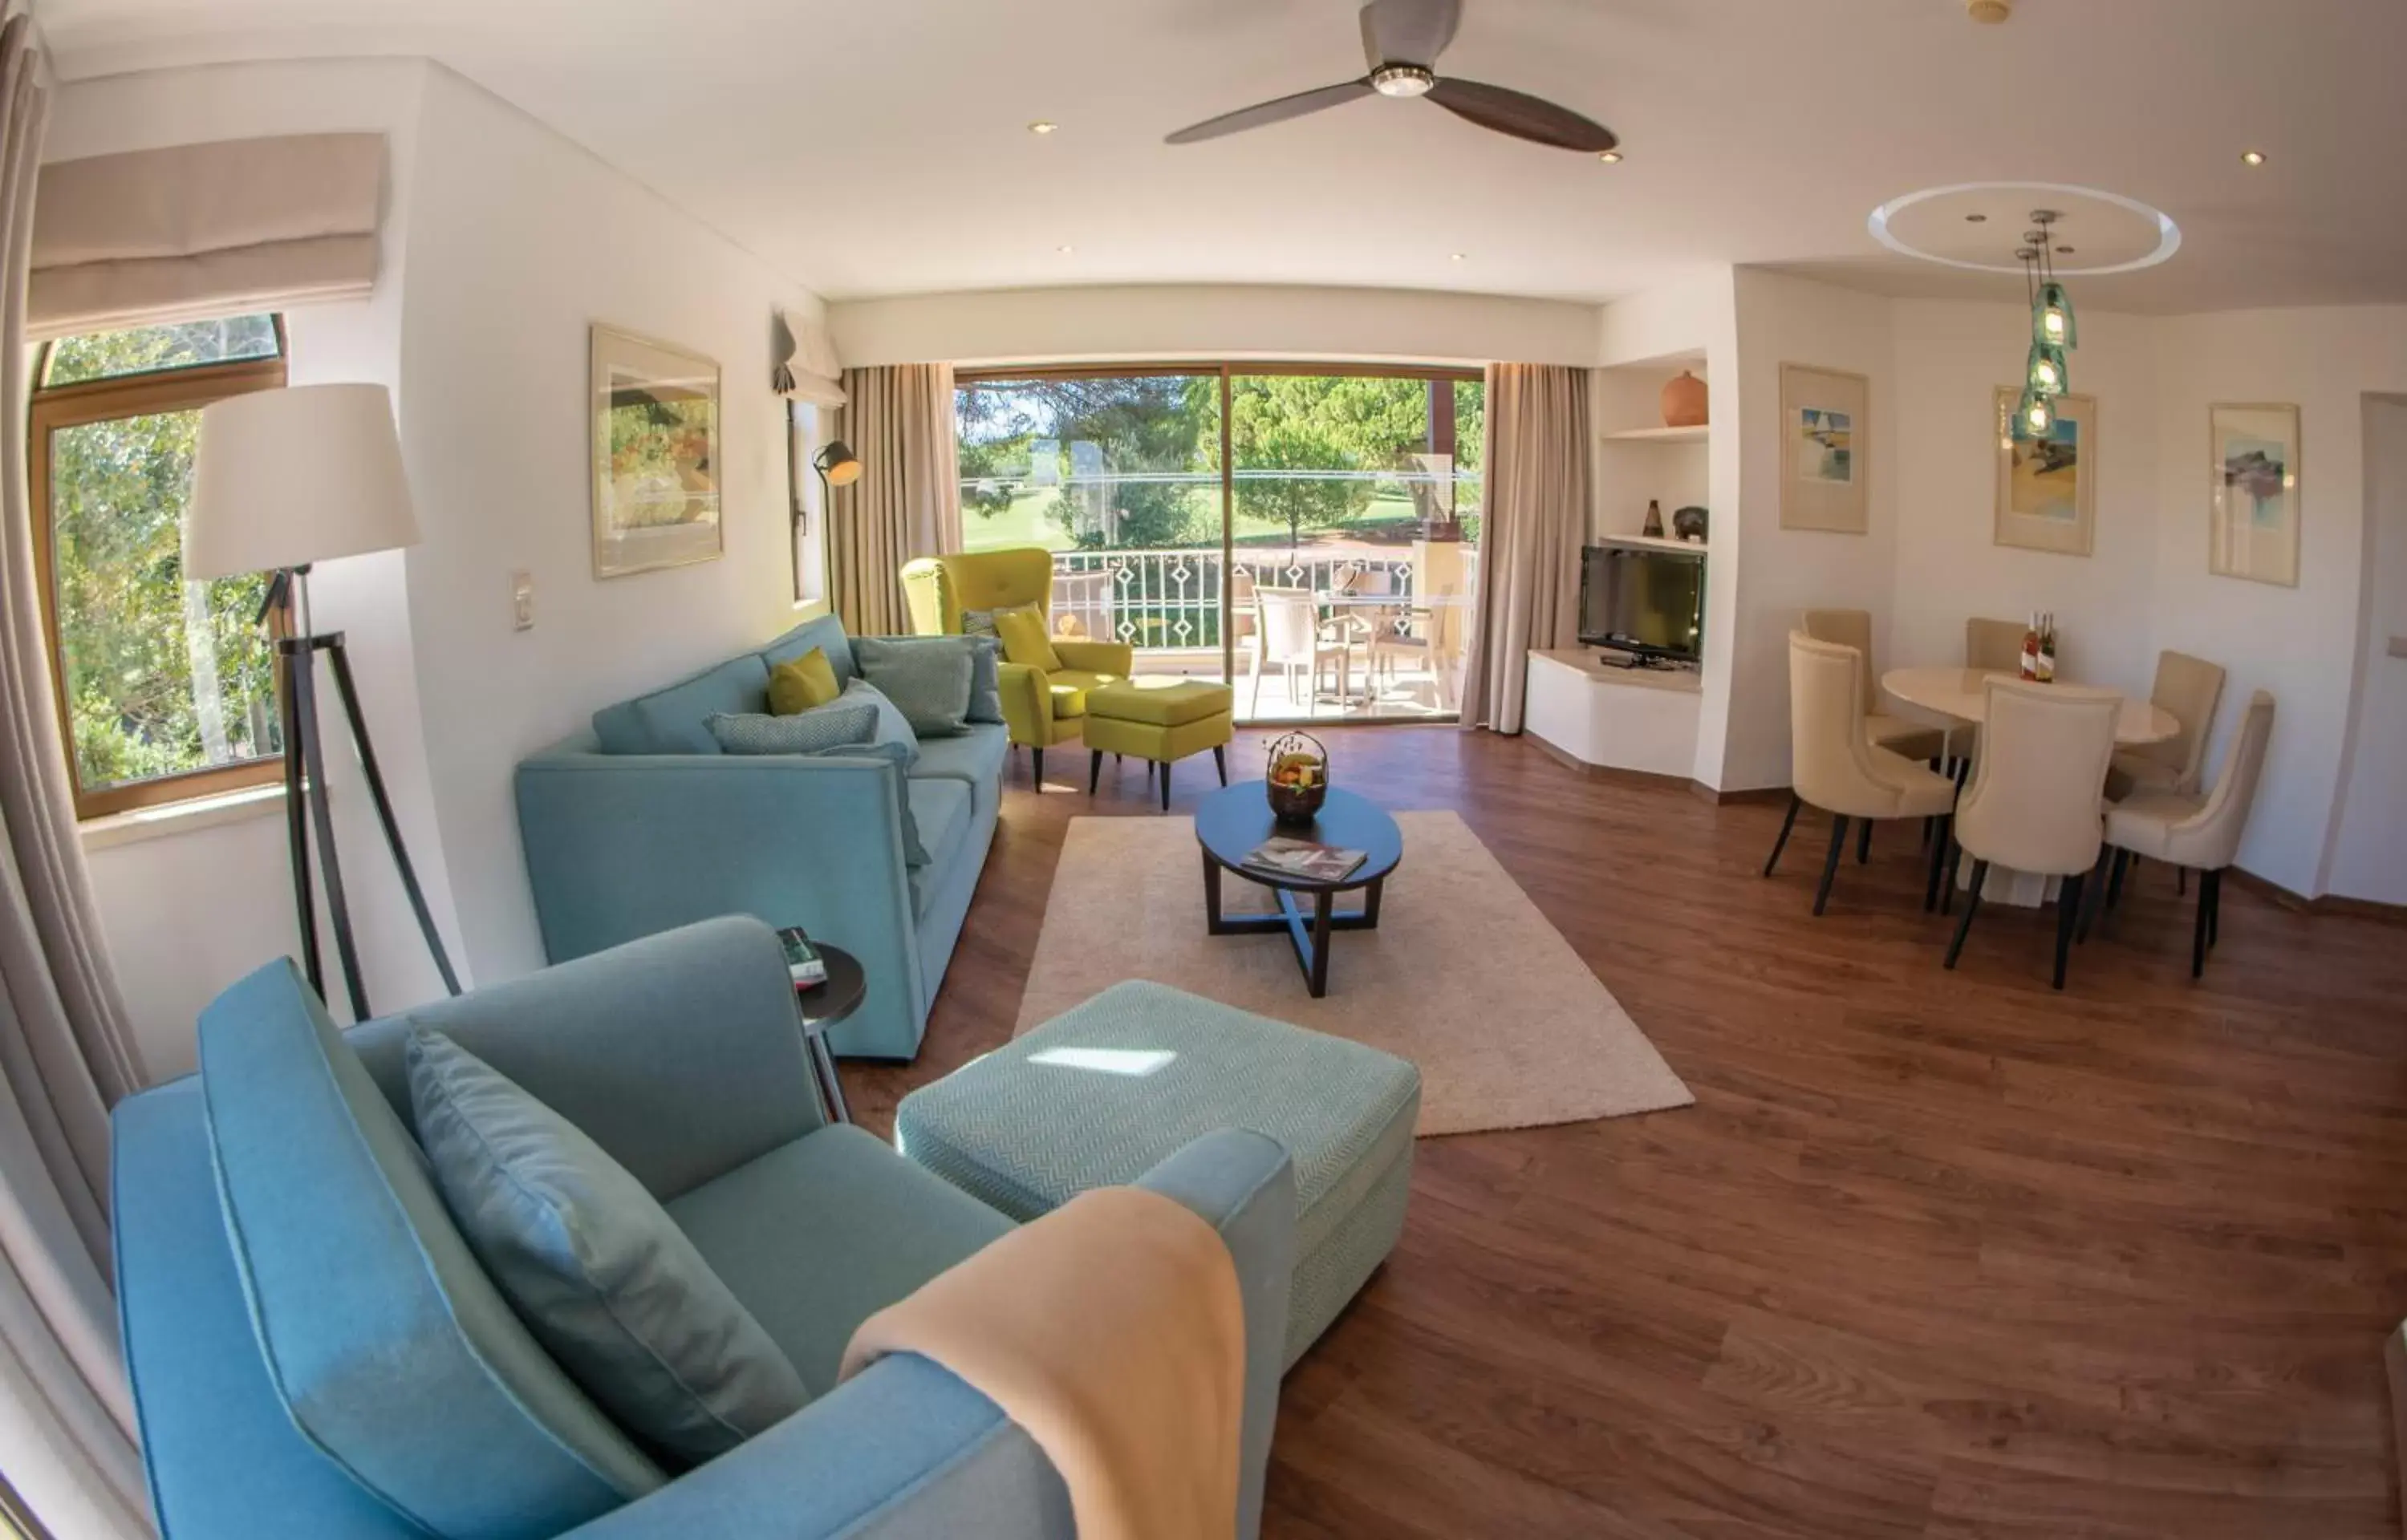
[793,942,864,1125]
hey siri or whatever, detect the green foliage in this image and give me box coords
[47,314,277,386]
[43,321,283,796]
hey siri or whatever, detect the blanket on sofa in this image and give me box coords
[838,1185,1244,1540]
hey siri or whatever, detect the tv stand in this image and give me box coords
[1593,649,1682,673]
[1523,650,1702,779]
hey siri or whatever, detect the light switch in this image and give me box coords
[2389,635,2407,659]
[510,569,534,630]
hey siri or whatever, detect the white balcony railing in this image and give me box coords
[1047,547,1425,653]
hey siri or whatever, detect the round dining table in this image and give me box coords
[1879,667,2178,908]
[1881,667,2178,747]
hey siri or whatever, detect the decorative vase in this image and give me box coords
[1642,500,1665,538]
[1661,370,1708,429]
[1264,731,1329,825]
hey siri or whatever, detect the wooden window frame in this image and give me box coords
[29,342,290,820]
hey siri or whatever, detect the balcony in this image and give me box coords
[1034,544,1475,723]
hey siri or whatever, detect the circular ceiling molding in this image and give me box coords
[1868,182,2180,275]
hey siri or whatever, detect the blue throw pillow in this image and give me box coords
[796,740,930,865]
[706,698,878,755]
[855,637,975,738]
[838,678,920,764]
[406,1030,809,1466]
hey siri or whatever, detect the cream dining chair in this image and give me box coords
[2086,690,2275,979]
[1250,586,1352,717]
[1765,632,1959,916]
[1939,678,2120,990]
[2105,650,2226,801]
[1801,608,1947,766]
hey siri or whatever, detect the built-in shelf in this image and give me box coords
[1601,424,1709,444]
[1592,531,1707,556]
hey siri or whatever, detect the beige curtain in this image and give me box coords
[1459,363,1592,733]
[830,363,962,636]
[29,131,383,338]
[0,10,155,1534]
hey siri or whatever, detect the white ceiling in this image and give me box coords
[36,0,2407,314]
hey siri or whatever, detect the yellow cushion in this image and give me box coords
[769,650,841,715]
[1084,678,1233,729]
[1043,669,1118,719]
[992,605,1063,672]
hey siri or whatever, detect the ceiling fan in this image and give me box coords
[1165,0,1617,155]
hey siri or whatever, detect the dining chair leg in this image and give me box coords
[1945,859,1989,969]
[1857,818,1873,865]
[1940,837,1963,917]
[2052,873,2084,990]
[1923,814,1952,912]
[1814,814,1849,917]
[1764,792,1801,878]
[2105,848,2129,910]
[2206,867,2222,949]
[2190,874,2211,979]
[2076,848,2112,942]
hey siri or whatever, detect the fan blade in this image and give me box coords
[1426,76,1618,152]
[1360,0,1462,68]
[1165,79,1376,144]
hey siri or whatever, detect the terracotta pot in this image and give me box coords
[1661,370,1708,428]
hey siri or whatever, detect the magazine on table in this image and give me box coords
[1240,836,1366,884]
[777,926,827,987]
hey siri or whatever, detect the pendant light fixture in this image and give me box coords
[2012,211,2077,440]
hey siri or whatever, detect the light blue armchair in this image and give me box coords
[112,917,1297,1539]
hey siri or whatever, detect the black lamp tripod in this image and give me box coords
[265,566,460,1020]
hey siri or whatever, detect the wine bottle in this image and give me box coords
[2037,613,2057,683]
[2019,613,2040,681]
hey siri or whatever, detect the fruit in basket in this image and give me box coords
[1272,752,1321,788]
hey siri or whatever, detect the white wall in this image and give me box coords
[2151,306,2407,897]
[1889,300,2162,699]
[2328,396,2407,904]
[1722,270,1900,791]
[830,283,1601,367]
[393,65,819,983]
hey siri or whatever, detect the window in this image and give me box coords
[30,315,289,818]
[954,364,1481,723]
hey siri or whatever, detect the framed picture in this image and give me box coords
[1992,387,2097,557]
[1780,363,1869,533]
[591,324,723,578]
[2208,403,2300,587]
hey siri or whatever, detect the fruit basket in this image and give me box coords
[1264,732,1329,825]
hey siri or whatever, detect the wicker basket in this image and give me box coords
[1264,732,1329,825]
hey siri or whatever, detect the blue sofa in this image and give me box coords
[515,614,1004,1060]
[113,917,1298,1540]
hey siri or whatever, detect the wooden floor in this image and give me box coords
[846,726,2407,1539]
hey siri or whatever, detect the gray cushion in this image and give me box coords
[839,678,920,764]
[855,637,974,738]
[858,634,1001,727]
[595,654,773,756]
[665,1125,1013,1395]
[197,960,660,1536]
[408,1029,809,1466]
[705,699,879,756]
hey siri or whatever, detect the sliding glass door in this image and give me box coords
[954,365,1480,723]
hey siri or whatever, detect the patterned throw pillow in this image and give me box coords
[856,637,976,738]
[837,678,920,763]
[799,739,930,866]
[961,608,1001,638]
[705,698,878,755]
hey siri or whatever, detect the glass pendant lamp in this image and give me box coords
[2033,281,2078,348]
[2025,341,2069,398]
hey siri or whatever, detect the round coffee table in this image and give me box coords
[793,942,864,1124]
[1194,781,1404,998]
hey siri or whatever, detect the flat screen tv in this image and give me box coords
[1577,544,1705,663]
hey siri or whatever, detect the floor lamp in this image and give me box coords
[185,383,460,1020]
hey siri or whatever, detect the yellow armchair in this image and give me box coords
[900,549,1134,789]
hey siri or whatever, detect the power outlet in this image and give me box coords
[510,569,534,631]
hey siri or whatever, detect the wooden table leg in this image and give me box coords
[1362,875,1385,929]
[1203,851,1225,934]
[1308,889,1334,997]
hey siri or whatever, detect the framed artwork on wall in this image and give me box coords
[2208,403,2301,587]
[1992,387,2097,557]
[590,323,723,578]
[1780,363,1869,533]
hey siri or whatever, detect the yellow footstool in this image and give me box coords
[1082,679,1235,811]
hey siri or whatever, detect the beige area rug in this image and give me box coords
[1016,811,1694,1137]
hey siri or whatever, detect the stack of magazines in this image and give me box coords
[1240,837,1366,884]
[777,926,827,987]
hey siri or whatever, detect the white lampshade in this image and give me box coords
[185,382,421,580]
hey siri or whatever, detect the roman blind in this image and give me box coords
[28,132,384,338]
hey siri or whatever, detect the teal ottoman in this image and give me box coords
[895,981,1420,1368]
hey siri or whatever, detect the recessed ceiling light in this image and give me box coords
[2056,245,2075,254]
[1597,150,1622,164]
[1028,120,1058,136]
[2240,148,2266,167]
[1056,244,1074,253]
[1449,252,1467,262]
[1964,213,1988,224]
